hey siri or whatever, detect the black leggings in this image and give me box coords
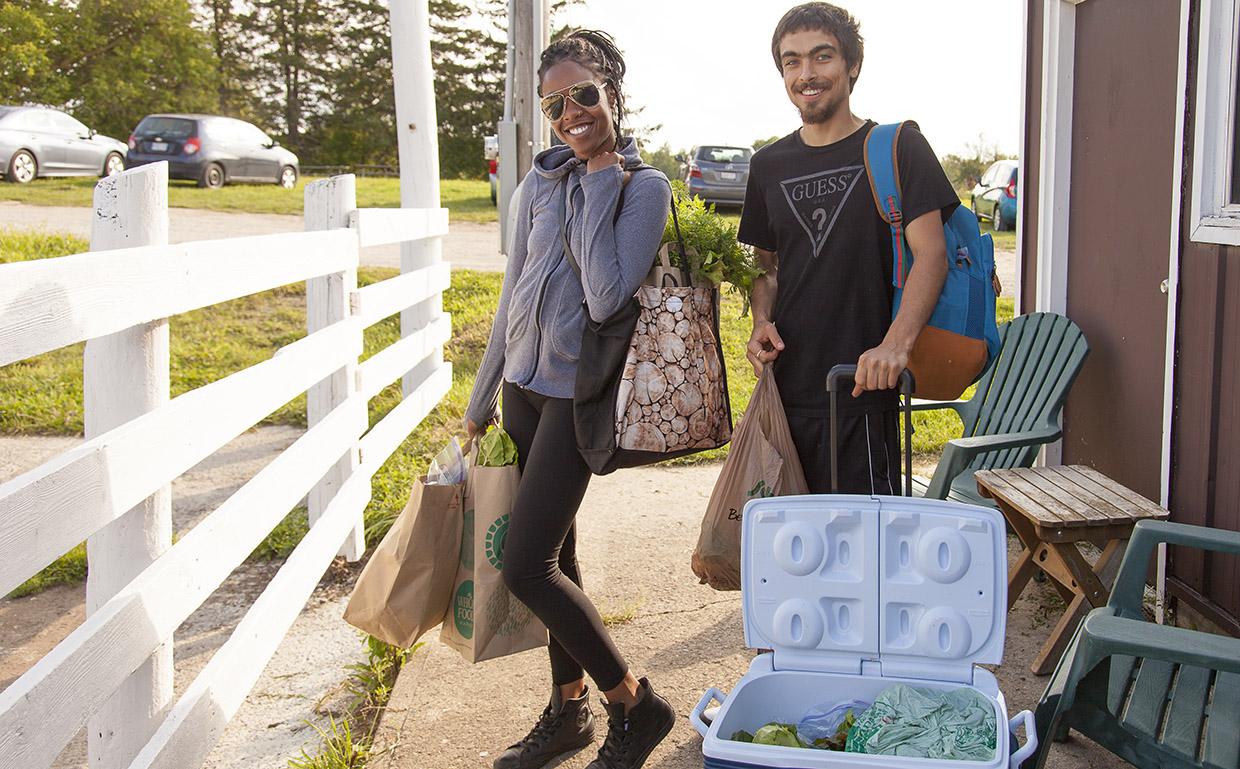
[500,381,628,691]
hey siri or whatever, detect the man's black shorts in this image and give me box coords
[785,409,900,495]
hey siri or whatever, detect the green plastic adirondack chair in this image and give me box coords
[1027,519,1240,769]
[910,312,1090,506]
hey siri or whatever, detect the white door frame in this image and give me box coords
[1035,0,1089,465]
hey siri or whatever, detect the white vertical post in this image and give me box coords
[84,161,173,769]
[1035,0,1080,468]
[1035,0,1077,319]
[389,0,447,398]
[305,175,363,561]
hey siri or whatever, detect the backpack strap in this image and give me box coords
[863,121,915,289]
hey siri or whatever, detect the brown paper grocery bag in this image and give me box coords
[691,366,809,590]
[343,477,464,648]
[439,458,548,663]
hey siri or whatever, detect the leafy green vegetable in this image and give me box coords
[752,723,804,748]
[660,180,762,315]
[730,730,754,743]
[812,709,857,751]
[478,428,518,467]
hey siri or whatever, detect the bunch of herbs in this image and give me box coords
[660,181,761,314]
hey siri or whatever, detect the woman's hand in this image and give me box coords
[586,150,630,185]
[464,414,500,444]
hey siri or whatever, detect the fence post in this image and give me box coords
[305,174,363,560]
[390,0,447,399]
[84,161,173,769]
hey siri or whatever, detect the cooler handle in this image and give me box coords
[1007,709,1038,768]
[690,688,727,737]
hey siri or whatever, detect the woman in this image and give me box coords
[463,29,675,769]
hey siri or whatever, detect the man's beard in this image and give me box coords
[798,83,845,125]
[800,97,843,124]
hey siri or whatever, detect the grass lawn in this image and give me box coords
[0,175,499,224]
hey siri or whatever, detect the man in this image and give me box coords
[740,2,957,494]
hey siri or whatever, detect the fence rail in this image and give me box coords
[0,161,452,767]
[301,163,400,178]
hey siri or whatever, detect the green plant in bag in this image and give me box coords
[478,427,519,467]
[659,180,762,315]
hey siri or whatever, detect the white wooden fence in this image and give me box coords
[0,160,452,768]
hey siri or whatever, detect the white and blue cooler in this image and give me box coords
[691,495,1036,769]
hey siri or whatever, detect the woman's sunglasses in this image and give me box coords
[539,81,602,121]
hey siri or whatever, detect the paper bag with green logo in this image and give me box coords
[440,430,548,662]
[692,365,808,590]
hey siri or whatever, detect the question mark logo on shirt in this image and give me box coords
[812,208,828,233]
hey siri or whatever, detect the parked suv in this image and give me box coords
[677,145,751,207]
[126,114,299,189]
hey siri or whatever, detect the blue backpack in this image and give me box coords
[863,121,1001,400]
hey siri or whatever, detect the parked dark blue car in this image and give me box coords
[970,159,1018,231]
[126,114,298,189]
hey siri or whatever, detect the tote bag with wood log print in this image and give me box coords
[615,278,731,454]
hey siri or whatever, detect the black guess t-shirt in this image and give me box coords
[738,120,958,414]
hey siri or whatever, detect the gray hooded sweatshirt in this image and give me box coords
[465,138,671,426]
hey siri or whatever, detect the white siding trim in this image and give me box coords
[1189,0,1240,245]
[1035,0,1082,466]
[1015,0,1029,316]
[1158,0,1195,624]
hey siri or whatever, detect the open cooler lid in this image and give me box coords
[741,495,1007,684]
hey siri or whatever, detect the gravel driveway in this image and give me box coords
[0,201,507,272]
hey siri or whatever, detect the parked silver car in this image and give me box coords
[0,106,127,184]
[677,145,751,207]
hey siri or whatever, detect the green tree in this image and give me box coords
[752,135,780,150]
[198,0,262,118]
[1,0,218,139]
[430,0,505,179]
[638,142,681,181]
[304,0,397,166]
[940,133,1013,193]
[240,0,339,155]
[0,2,61,103]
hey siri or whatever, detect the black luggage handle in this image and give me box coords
[826,365,915,497]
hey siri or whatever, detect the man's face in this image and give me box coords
[778,28,860,125]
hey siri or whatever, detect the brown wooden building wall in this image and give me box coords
[1022,0,1175,502]
[1169,2,1240,634]
[1022,0,1240,629]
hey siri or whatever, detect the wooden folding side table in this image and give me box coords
[974,465,1169,675]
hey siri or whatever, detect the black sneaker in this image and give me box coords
[586,677,675,769]
[493,687,595,769]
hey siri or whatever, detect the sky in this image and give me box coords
[562,0,1025,159]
